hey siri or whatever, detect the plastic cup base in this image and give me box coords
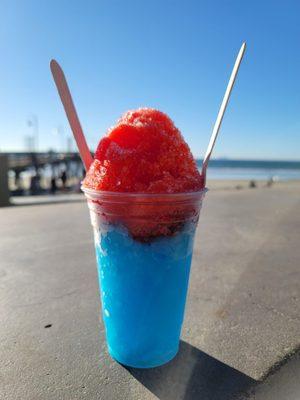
[108,345,179,369]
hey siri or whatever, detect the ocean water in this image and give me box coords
[196,160,300,181]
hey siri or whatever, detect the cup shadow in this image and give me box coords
[126,340,256,400]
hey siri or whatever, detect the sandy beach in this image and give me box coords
[11,180,300,205]
[207,179,300,191]
[9,178,300,206]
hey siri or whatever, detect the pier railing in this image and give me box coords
[0,152,85,206]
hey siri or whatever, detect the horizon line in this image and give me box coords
[2,151,300,163]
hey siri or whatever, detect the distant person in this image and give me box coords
[266,177,275,187]
[36,172,41,191]
[15,171,21,190]
[74,168,86,193]
[60,171,67,189]
[50,176,57,194]
[30,175,40,195]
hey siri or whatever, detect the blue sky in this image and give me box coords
[0,0,299,160]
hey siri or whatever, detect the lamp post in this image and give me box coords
[27,115,39,152]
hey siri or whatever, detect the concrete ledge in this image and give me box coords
[0,185,299,399]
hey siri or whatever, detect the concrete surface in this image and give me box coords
[11,193,84,206]
[0,185,300,399]
[245,352,300,400]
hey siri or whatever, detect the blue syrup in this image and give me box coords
[94,223,197,368]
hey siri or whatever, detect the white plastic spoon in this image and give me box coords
[50,60,93,170]
[201,42,246,184]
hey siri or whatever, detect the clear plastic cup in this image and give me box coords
[82,187,206,368]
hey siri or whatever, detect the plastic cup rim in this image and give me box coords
[81,185,208,200]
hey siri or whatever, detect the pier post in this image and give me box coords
[0,155,10,206]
